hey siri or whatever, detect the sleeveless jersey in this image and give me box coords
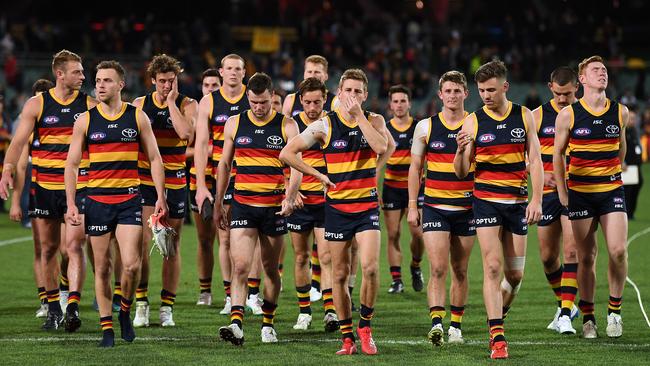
[424,112,474,210]
[86,103,141,204]
[295,111,326,206]
[537,100,562,194]
[138,92,188,189]
[32,89,91,190]
[322,110,378,213]
[567,98,623,193]
[210,86,250,169]
[233,110,287,207]
[473,102,528,204]
[384,117,415,190]
[289,90,337,117]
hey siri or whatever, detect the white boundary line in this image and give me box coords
[0,236,32,247]
[0,336,648,348]
[626,227,650,328]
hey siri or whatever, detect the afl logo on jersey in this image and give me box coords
[606,125,620,134]
[542,126,555,135]
[122,128,138,138]
[430,141,446,150]
[43,116,59,125]
[478,133,496,143]
[236,136,253,145]
[90,132,106,141]
[332,140,348,149]
[575,128,591,136]
[511,128,525,139]
[215,114,229,123]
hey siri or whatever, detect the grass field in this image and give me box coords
[1,167,649,365]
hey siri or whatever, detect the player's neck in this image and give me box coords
[441,107,466,127]
[392,114,411,126]
[250,110,273,123]
[581,88,607,109]
[101,98,124,115]
[223,83,244,98]
[487,99,510,117]
[52,84,76,101]
[153,91,167,105]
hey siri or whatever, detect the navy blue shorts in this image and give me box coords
[224,177,235,205]
[85,195,143,236]
[230,198,287,236]
[472,198,528,235]
[75,188,86,215]
[287,204,325,232]
[32,185,66,220]
[538,192,568,226]
[568,187,626,220]
[141,185,187,219]
[422,204,475,236]
[381,184,424,210]
[324,205,380,242]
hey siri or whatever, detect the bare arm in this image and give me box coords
[64,112,88,225]
[357,111,388,155]
[215,116,237,206]
[375,127,396,172]
[139,110,168,216]
[454,113,476,179]
[282,118,303,202]
[553,107,572,206]
[619,105,629,164]
[194,94,213,209]
[279,119,333,187]
[168,96,196,141]
[282,93,296,116]
[9,144,30,221]
[523,107,543,223]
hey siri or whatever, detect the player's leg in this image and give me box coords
[290,229,313,329]
[423,230,451,346]
[384,208,404,293]
[407,210,425,292]
[355,229,381,355]
[217,204,233,314]
[194,207,217,305]
[600,211,628,338]
[448,234,475,343]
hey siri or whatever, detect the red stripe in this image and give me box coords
[391,149,410,157]
[236,148,280,158]
[538,137,554,146]
[425,179,474,190]
[162,154,186,164]
[384,180,408,189]
[39,127,73,136]
[235,194,283,205]
[236,174,285,184]
[476,144,525,155]
[426,152,455,163]
[32,151,67,160]
[475,170,526,181]
[330,177,376,192]
[89,169,139,180]
[570,138,617,145]
[303,196,325,205]
[330,201,378,213]
[325,149,376,164]
[385,169,409,178]
[36,173,64,183]
[89,142,139,153]
[89,194,136,204]
[474,190,524,199]
[570,156,619,168]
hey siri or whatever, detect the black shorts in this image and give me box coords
[141,185,187,219]
[28,191,36,218]
[568,187,626,220]
[538,192,568,227]
[422,204,476,236]
[85,195,143,236]
[472,198,528,235]
[381,184,424,210]
[76,188,87,215]
[32,185,66,220]
[189,185,216,213]
[230,198,287,236]
[287,204,325,232]
[324,205,380,242]
[224,177,235,205]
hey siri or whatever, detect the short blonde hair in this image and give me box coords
[339,68,368,91]
[52,50,82,75]
[305,55,328,72]
[439,71,468,91]
[578,55,605,76]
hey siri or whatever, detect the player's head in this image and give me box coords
[52,50,84,91]
[578,55,607,91]
[548,66,579,108]
[338,68,368,105]
[438,70,468,112]
[388,85,411,119]
[95,60,125,103]
[271,90,283,113]
[201,68,221,96]
[475,60,509,110]
[304,55,328,83]
[147,54,182,98]
[220,54,246,88]
[299,77,327,121]
[247,72,274,119]
[32,79,54,96]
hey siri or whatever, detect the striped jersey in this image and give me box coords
[85,103,141,204]
[322,110,378,213]
[384,117,415,190]
[473,102,528,204]
[289,90,337,117]
[424,112,474,210]
[210,86,249,171]
[295,111,326,206]
[138,92,188,190]
[233,110,288,207]
[32,89,92,190]
[567,98,623,193]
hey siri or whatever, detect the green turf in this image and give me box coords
[1,167,649,365]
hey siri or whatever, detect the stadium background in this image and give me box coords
[0,1,649,364]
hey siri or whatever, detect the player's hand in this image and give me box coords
[344,96,363,119]
[543,172,556,188]
[317,173,336,194]
[195,186,213,214]
[407,207,421,228]
[154,198,168,218]
[214,202,229,230]
[277,198,295,217]
[65,205,82,226]
[294,193,305,210]
[9,201,23,222]
[525,199,542,225]
[0,169,14,200]
[456,131,472,153]
[167,74,180,103]
[558,190,568,207]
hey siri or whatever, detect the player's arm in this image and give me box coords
[214,115,237,229]
[9,144,30,222]
[356,110,388,155]
[454,113,476,179]
[553,106,572,207]
[407,119,428,227]
[619,105,629,165]
[375,126,396,173]
[279,118,334,189]
[282,93,296,116]
[132,96,145,109]
[168,87,196,141]
[0,96,40,200]
[64,112,89,226]
[139,110,168,217]
[524,107,543,224]
[278,118,303,215]
[194,94,213,210]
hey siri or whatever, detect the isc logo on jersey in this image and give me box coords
[478,133,496,143]
[430,141,446,150]
[236,136,253,145]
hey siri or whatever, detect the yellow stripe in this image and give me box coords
[234,182,284,192]
[387,156,410,165]
[163,162,186,170]
[328,188,374,200]
[326,158,376,174]
[36,182,64,190]
[303,158,325,167]
[570,165,620,177]
[300,182,324,191]
[569,183,620,193]
[476,152,524,164]
[88,178,140,188]
[34,158,65,169]
[92,151,139,162]
[474,178,526,188]
[40,135,71,144]
[425,188,468,199]
[569,143,619,152]
[385,172,407,181]
[235,156,284,168]
[427,161,456,173]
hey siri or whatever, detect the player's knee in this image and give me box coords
[541,256,558,272]
[564,249,578,263]
[197,236,213,251]
[484,262,502,281]
[504,270,524,287]
[387,231,401,246]
[332,267,349,285]
[609,245,627,263]
[431,264,447,280]
[121,260,141,279]
[42,243,59,260]
[95,263,112,281]
[450,264,467,283]
[317,249,331,266]
[232,261,251,278]
[361,262,378,280]
[294,251,310,268]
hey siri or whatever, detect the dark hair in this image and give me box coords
[96,60,126,81]
[388,84,411,100]
[550,66,578,86]
[475,60,507,83]
[247,72,273,95]
[298,77,326,97]
[201,68,220,81]
[147,54,181,79]
[32,79,54,95]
